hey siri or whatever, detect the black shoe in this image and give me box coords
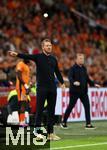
[60,122,68,129]
[85,124,96,129]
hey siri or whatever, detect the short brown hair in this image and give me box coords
[41,38,51,47]
[75,53,85,59]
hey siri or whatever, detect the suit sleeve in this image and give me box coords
[87,75,95,86]
[85,68,95,86]
[68,67,75,84]
[55,59,64,84]
[17,53,37,62]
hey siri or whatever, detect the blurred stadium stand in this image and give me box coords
[0,0,107,87]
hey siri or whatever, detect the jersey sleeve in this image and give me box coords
[16,62,24,72]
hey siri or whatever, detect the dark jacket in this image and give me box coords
[18,53,64,89]
[68,63,94,94]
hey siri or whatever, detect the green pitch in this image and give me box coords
[0,121,107,150]
[51,121,107,150]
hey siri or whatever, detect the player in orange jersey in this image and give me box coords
[16,59,30,126]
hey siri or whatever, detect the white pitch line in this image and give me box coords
[51,142,107,150]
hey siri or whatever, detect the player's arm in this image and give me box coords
[16,70,30,94]
[8,51,37,62]
[16,70,25,85]
[55,59,65,88]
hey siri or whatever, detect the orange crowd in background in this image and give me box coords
[0,0,107,86]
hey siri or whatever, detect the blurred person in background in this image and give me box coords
[61,53,100,129]
[0,0,107,86]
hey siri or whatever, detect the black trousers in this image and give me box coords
[63,93,91,125]
[35,87,57,134]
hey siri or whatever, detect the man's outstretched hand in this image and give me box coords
[8,51,18,57]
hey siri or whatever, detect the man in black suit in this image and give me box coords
[9,38,65,140]
[61,53,100,129]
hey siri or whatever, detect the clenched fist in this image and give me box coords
[73,81,80,86]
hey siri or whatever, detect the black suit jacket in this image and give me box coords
[68,63,94,94]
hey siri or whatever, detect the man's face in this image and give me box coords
[76,54,85,65]
[42,41,52,54]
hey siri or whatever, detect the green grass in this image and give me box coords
[0,121,107,150]
[51,121,107,150]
